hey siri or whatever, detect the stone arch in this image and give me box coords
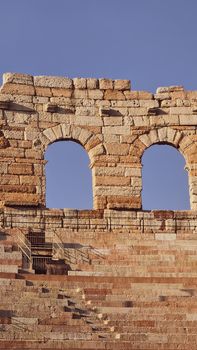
[131,127,197,163]
[34,124,106,164]
[33,124,106,209]
[131,127,197,210]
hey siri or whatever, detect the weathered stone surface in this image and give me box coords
[114,79,131,90]
[0,72,196,211]
[99,78,113,90]
[0,83,35,96]
[34,76,73,88]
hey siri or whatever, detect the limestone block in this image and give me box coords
[33,96,49,104]
[124,117,134,126]
[73,89,88,99]
[149,129,159,143]
[8,163,33,175]
[43,128,56,142]
[129,107,147,116]
[124,91,139,100]
[99,79,113,90]
[167,128,176,143]
[107,195,141,209]
[0,83,35,96]
[139,134,152,147]
[3,192,39,205]
[125,167,141,177]
[104,117,123,126]
[158,127,168,142]
[104,90,125,100]
[139,100,159,108]
[154,92,171,100]
[103,134,120,143]
[102,126,130,135]
[170,107,192,115]
[87,78,98,89]
[50,96,73,105]
[89,144,105,158]
[95,176,130,186]
[150,115,179,126]
[35,87,52,97]
[52,114,71,123]
[85,136,101,152]
[4,130,24,140]
[88,89,103,100]
[0,163,8,174]
[114,80,131,90]
[126,99,140,107]
[179,115,197,125]
[34,76,73,89]
[52,125,63,139]
[94,186,132,196]
[3,73,33,85]
[156,86,184,93]
[155,233,176,240]
[51,88,72,98]
[133,116,150,127]
[94,167,125,176]
[73,116,103,126]
[106,143,130,155]
[73,78,87,89]
[75,107,96,116]
[176,99,190,107]
[138,91,153,99]
[61,124,71,138]
[20,175,39,185]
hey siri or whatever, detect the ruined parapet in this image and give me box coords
[0,73,197,210]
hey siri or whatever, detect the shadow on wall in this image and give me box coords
[45,141,93,209]
[142,144,190,210]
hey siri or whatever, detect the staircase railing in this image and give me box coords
[52,231,105,265]
[11,228,32,270]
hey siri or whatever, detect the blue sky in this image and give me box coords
[0,0,194,210]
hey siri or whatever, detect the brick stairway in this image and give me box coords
[1,211,197,349]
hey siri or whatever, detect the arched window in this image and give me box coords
[45,141,93,209]
[142,144,190,210]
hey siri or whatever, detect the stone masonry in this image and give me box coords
[1,73,197,349]
[0,72,197,210]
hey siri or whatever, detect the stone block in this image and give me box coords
[73,78,87,89]
[103,117,123,126]
[34,76,73,88]
[156,86,184,93]
[35,87,52,97]
[114,80,131,90]
[179,115,197,125]
[105,143,130,155]
[88,89,103,100]
[0,83,35,96]
[99,79,113,90]
[87,78,99,89]
[95,176,130,186]
[51,88,72,97]
[104,90,125,100]
[3,73,33,85]
[8,163,33,175]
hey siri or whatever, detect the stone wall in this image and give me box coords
[0,72,197,210]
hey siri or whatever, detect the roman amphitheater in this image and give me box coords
[0,72,197,349]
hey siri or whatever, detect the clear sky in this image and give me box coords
[0,0,195,210]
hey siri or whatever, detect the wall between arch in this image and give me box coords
[0,73,197,210]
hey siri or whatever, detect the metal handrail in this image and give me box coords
[52,231,105,265]
[10,228,32,268]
